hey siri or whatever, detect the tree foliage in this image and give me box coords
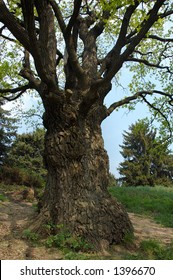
[0,0,173,124]
[119,119,173,186]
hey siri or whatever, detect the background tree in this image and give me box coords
[0,99,17,165]
[0,0,173,248]
[7,128,46,178]
[0,128,46,189]
[119,119,173,186]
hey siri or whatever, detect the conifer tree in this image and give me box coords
[7,128,46,178]
[0,99,17,165]
[119,119,173,186]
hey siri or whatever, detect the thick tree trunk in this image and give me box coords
[32,89,133,249]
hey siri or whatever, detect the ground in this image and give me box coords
[0,189,173,260]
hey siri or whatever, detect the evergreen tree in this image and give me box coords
[0,99,17,165]
[7,128,46,178]
[118,119,173,186]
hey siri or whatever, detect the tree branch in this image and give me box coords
[97,1,139,78]
[0,0,31,51]
[62,1,87,89]
[21,0,51,86]
[141,94,172,137]
[49,0,66,33]
[35,0,58,89]
[65,0,82,35]
[56,49,63,66]
[105,89,173,119]
[96,0,167,88]
[90,10,110,39]
[19,49,41,89]
[0,25,17,42]
[0,84,31,101]
[147,34,173,43]
[126,57,173,74]
[106,91,148,117]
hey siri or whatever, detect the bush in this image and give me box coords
[0,165,45,189]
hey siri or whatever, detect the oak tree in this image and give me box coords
[0,0,173,248]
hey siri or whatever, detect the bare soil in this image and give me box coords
[0,190,173,260]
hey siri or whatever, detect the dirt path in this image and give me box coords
[129,213,173,246]
[0,191,63,260]
[0,191,173,259]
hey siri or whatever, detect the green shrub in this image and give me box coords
[0,193,8,201]
[0,166,45,189]
[22,229,40,243]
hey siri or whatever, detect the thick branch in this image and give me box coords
[49,0,66,33]
[19,49,41,89]
[114,1,139,54]
[21,0,51,87]
[90,10,110,39]
[147,34,173,43]
[121,0,167,59]
[0,25,17,42]
[0,0,31,51]
[35,0,58,88]
[98,1,139,78]
[105,89,173,119]
[66,0,82,35]
[96,0,167,88]
[106,91,148,117]
[63,4,87,88]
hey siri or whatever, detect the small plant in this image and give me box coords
[0,193,8,202]
[122,231,135,248]
[44,224,93,253]
[22,229,40,243]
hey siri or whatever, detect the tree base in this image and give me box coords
[30,194,133,251]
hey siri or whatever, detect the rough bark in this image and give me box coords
[30,87,133,250]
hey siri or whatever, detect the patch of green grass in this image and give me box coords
[0,193,8,201]
[109,186,173,227]
[126,239,173,260]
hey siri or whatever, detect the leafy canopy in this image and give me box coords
[0,0,173,131]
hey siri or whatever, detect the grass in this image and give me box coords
[0,193,8,202]
[1,182,172,259]
[125,239,173,260]
[109,185,173,227]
